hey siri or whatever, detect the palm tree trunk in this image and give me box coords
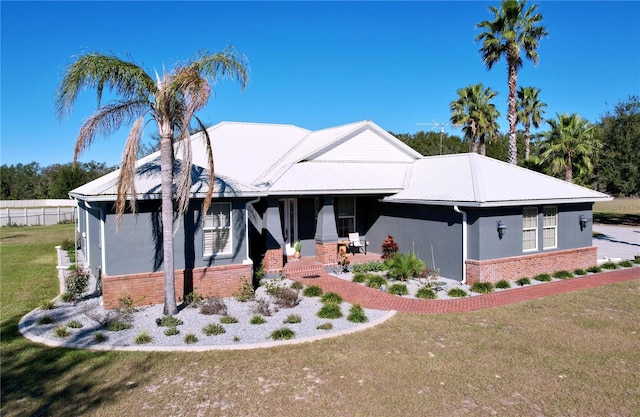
[507,59,519,165]
[524,121,531,160]
[160,130,178,315]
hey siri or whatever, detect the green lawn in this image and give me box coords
[593,197,640,225]
[2,225,639,416]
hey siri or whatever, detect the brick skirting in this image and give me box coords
[316,242,338,265]
[262,248,284,275]
[466,247,598,285]
[101,264,252,309]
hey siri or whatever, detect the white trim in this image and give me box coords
[453,206,467,284]
[203,202,233,256]
[522,207,538,252]
[542,206,558,250]
[100,207,106,276]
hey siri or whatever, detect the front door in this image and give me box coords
[279,198,298,255]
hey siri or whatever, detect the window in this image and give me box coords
[203,203,232,256]
[522,207,538,251]
[543,206,558,249]
[335,196,355,237]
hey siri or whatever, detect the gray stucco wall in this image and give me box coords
[103,199,248,276]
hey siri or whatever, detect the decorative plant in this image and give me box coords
[386,252,426,280]
[294,240,302,253]
[381,235,399,259]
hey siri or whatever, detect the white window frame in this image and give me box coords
[522,207,538,252]
[335,196,356,238]
[542,206,558,249]
[203,202,232,256]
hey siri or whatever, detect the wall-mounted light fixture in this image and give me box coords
[497,220,507,239]
[579,215,590,231]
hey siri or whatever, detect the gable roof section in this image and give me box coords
[385,153,611,207]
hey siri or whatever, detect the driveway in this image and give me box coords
[592,224,640,261]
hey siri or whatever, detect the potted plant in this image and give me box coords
[293,240,302,259]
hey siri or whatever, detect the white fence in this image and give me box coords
[0,199,77,208]
[0,200,78,227]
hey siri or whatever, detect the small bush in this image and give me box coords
[40,300,56,310]
[184,291,204,307]
[64,268,90,301]
[447,288,467,298]
[203,323,226,336]
[159,315,183,327]
[272,287,301,308]
[184,333,198,344]
[515,277,531,286]
[366,275,387,289]
[619,260,633,268]
[601,262,619,270]
[37,314,54,325]
[106,319,132,332]
[352,272,368,283]
[347,304,368,323]
[290,281,304,290]
[635,256,640,264]
[587,265,602,273]
[381,235,399,259]
[54,326,71,338]
[220,315,239,324]
[321,292,343,304]
[534,273,552,282]
[134,332,153,344]
[60,292,74,303]
[553,270,574,279]
[387,283,409,296]
[164,326,180,336]
[94,332,107,343]
[352,261,385,273]
[233,335,241,342]
[118,295,136,316]
[573,268,587,276]
[283,314,302,324]
[67,320,83,329]
[199,297,228,315]
[386,252,426,280]
[270,327,295,340]
[61,238,75,251]
[317,303,343,319]
[471,282,494,293]
[253,298,272,316]
[314,323,332,332]
[234,276,255,302]
[250,315,266,325]
[416,287,437,299]
[303,285,323,297]
[495,279,511,289]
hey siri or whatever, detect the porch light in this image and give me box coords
[497,220,507,239]
[579,215,590,231]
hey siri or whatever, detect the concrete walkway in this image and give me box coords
[593,224,640,261]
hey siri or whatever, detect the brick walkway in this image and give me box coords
[291,267,640,314]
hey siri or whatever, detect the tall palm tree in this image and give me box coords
[517,86,547,160]
[450,83,500,155]
[55,48,249,315]
[476,0,547,165]
[540,113,600,184]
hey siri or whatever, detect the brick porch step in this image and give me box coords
[283,257,326,279]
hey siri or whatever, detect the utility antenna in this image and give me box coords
[416,120,461,155]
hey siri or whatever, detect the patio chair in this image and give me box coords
[348,233,368,254]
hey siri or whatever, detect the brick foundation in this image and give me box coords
[466,247,598,285]
[101,263,252,309]
[262,248,284,275]
[316,242,338,265]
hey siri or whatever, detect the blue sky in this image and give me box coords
[1,1,639,167]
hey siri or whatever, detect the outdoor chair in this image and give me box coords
[348,233,368,254]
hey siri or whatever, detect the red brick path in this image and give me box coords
[291,268,640,314]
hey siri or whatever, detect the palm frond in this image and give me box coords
[115,117,144,226]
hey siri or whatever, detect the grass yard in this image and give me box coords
[2,225,640,416]
[593,197,640,225]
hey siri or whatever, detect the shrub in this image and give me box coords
[94,332,107,343]
[134,332,153,344]
[220,315,239,324]
[37,314,54,325]
[54,326,71,338]
[253,298,272,316]
[619,260,633,268]
[184,333,198,344]
[381,235,399,259]
[573,268,588,276]
[366,275,387,289]
[270,327,295,340]
[316,322,333,330]
[416,287,437,299]
[515,277,531,286]
[61,238,75,251]
[283,314,302,324]
[495,279,511,289]
[40,300,56,310]
[272,287,301,308]
[203,323,226,336]
[106,318,132,332]
[184,291,204,307]
[387,283,409,296]
[601,262,619,270]
[233,335,241,342]
[290,281,304,290]
[250,315,266,325]
[471,282,494,293]
[321,292,343,304]
[164,326,180,336]
[303,285,323,297]
[159,315,183,327]
[67,320,83,329]
[534,273,552,282]
[234,276,254,302]
[587,266,602,273]
[553,270,574,279]
[118,295,136,316]
[635,256,640,264]
[386,252,426,280]
[347,304,368,323]
[199,297,228,316]
[60,292,74,303]
[317,303,343,319]
[64,268,90,301]
[447,288,467,298]
[352,272,368,283]
[352,261,385,273]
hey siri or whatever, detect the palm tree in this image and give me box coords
[540,113,600,184]
[450,83,500,155]
[476,0,547,165]
[517,86,547,160]
[55,48,249,315]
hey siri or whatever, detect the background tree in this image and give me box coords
[539,113,600,184]
[476,0,547,165]
[392,130,466,156]
[55,48,249,315]
[595,96,640,196]
[450,83,500,155]
[517,86,547,160]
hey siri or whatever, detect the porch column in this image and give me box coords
[262,198,284,274]
[315,196,339,264]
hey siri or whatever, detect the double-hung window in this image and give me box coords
[203,203,232,256]
[542,206,558,249]
[522,207,538,251]
[335,197,355,237]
